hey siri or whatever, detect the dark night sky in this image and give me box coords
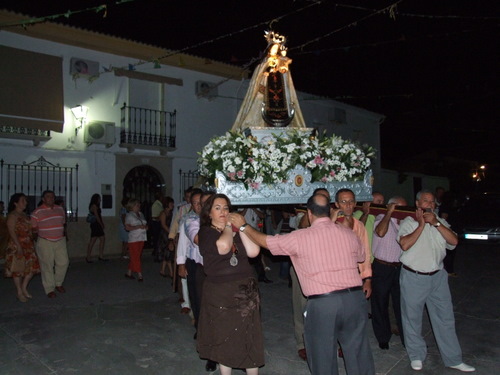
[2,0,499,186]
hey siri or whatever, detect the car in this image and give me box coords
[454,192,500,243]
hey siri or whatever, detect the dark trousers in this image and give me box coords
[370,260,404,345]
[186,258,205,327]
[304,289,374,375]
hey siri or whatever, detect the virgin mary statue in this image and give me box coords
[231,31,307,131]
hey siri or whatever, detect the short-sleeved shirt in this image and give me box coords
[353,210,375,251]
[398,217,456,273]
[151,199,163,219]
[266,217,364,296]
[125,211,148,243]
[31,204,66,241]
[199,226,254,283]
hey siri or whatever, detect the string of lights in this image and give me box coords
[294,23,499,55]
[0,0,135,29]
[289,0,403,52]
[335,3,500,20]
[148,1,321,64]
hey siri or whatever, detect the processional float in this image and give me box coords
[197,32,374,205]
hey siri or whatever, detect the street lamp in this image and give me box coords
[71,105,89,135]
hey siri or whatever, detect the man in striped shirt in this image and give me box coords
[31,190,69,298]
[230,194,375,375]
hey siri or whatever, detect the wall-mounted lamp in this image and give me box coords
[71,105,89,135]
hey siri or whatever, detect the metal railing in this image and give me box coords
[120,103,176,149]
[0,156,79,220]
[179,169,200,202]
[0,126,50,137]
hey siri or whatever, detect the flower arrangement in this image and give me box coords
[197,129,376,189]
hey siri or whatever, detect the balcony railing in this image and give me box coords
[120,103,176,155]
[0,125,51,146]
[0,157,79,221]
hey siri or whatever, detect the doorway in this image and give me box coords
[122,165,165,247]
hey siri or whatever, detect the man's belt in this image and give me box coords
[374,258,401,267]
[403,265,439,276]
[308,286,362,299]
[38,237,64,242]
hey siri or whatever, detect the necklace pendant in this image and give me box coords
[230,253,238,267]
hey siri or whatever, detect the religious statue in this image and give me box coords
[231,31,307,131]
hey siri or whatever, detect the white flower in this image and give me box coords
[197,129,375,187]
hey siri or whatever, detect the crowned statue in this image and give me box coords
[231,31,307,131]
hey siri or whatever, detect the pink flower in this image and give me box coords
[329,171,336,177]
[321,177,328,182]
[250,182,260,189]
[237,170,244,178]
[314,155,325,165]
[228,172,236,180]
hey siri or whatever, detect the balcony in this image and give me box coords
[119,103,176,155]
[0,125,51,146]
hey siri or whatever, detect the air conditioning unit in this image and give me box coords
[70,57,100,76]
[84,121,115,146]
[195,80,218,100]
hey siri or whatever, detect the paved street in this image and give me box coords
[1,243,499,374]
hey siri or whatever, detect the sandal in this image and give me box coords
[23,291,33,298]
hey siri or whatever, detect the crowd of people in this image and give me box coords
[0,186,476,374]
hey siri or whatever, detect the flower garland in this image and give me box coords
[197,130,376,189]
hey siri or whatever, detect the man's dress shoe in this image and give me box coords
[379,342,389,350]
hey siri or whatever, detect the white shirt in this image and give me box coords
[176,211,203,265]
[125,211,148,243]
[397,217,455,273]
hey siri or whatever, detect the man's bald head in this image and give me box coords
[307,194,331,218]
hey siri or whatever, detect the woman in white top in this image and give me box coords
[124,199,148,281]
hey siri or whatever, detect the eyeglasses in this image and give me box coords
[339,200,355,205]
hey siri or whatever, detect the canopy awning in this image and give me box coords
[0,45,64,132]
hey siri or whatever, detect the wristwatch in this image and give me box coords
[239,223,249,232]
[433,222,441,228]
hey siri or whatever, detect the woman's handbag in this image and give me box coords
[86,212,97,224]
[10,255,25,273]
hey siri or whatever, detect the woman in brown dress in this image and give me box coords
[5,193,40,302]
[197,194,264,375]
